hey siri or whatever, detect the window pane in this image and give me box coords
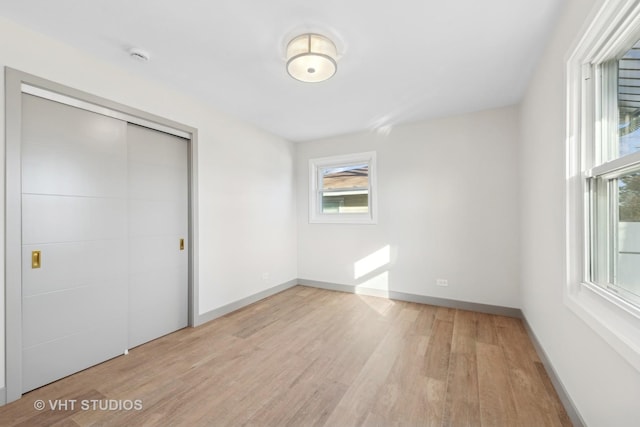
[320,164,369,214]
[321,192,368,213]
[619,172,640,222]
[321,164,368,190]
[618,40,640,158]
[617,172,640,299]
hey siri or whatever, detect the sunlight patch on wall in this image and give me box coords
[354,245,393,314]
[354,245,390,279]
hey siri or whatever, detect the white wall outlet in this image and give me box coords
[262,272,270,282]
[436,278,448,287]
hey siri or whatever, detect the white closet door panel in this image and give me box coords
[22,149,127,198]
[128,199,187,237]
[129,236,187,274]
[127,124,188,349]
[22,282,126,349]
[128,267,188,347]
[22,241,126,297]
[22,195,127,244]
[22,322,126,393]
[21,93,127,393]
[21,94,127,198]
[128,163,187,201]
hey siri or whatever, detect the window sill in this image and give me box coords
[309,214,377,225]
[564,281,640,372]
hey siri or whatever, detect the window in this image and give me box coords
[309,152,377,224]
[567,0,640,371]
[589,42,640,307]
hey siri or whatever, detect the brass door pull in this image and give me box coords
[32,250,41,269]
[180,238,185,251]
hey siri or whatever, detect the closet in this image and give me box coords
[20,93,189,392]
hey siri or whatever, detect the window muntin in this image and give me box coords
[309,152,376,224]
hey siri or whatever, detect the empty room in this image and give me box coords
[0,0,639,426]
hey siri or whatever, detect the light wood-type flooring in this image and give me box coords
[0,286,572,426]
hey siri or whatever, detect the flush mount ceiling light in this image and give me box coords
[286,33,337,83]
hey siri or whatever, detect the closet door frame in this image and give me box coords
[3,68,199,404]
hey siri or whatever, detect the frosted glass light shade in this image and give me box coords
[286,33,337,83]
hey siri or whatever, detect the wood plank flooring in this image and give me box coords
[0,286,572,426]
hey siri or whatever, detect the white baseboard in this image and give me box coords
[298,278,523,318]
[521,317,586,427]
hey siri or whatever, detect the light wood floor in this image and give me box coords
[1,286,572,426]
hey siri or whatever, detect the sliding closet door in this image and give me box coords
[21,94,128,392]
[127,124,189,349]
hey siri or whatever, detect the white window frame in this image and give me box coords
[566,0,640,372]
[309,151,377,224]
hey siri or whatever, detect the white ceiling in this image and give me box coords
[0,0,565,142]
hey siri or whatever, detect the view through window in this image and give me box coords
[320,163,369,214]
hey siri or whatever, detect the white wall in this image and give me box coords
[0,17,298,390]
[297,106,520,308]
[519,0,640,424]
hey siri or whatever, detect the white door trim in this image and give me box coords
[3,67,200,404]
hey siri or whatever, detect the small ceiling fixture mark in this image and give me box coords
[129,47,150,62]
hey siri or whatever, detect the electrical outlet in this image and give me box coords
[436,279,448,287]
[262,272,270,282]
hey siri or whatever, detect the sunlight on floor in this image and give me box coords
[353,245,394,315]
[356,289,396,317]
[356,271,390,294]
